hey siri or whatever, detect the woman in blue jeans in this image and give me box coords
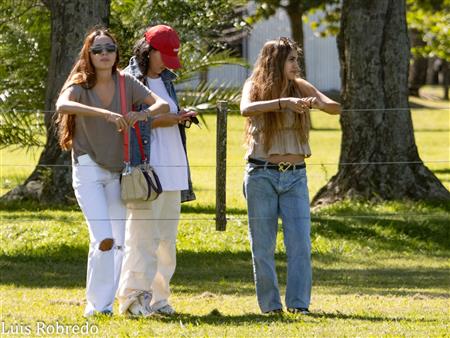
[240,37,341,314]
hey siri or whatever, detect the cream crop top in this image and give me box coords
[245,109,311,160]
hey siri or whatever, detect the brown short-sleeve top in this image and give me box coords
[65,72,151,172]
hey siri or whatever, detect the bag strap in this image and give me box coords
[118,72,130,163]
[134,120,148,162]
[119,73,148,164]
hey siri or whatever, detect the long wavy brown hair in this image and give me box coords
[56,27,120,150]
[245,37,311,152]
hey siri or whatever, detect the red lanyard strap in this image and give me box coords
[134,116,147,162]
[119,73,147,164]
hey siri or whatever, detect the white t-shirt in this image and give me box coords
[146,76,188,191]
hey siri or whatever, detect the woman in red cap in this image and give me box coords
[117,24,197,317]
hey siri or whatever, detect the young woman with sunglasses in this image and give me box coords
[56,27,169,317]
[117,25,197,317]
[241,37,341,315]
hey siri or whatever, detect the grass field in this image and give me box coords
[0,90,449,337]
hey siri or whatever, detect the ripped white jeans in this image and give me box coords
[72,154,126,316]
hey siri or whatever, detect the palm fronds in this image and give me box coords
[0,110,46,149]
[178,47,249,83]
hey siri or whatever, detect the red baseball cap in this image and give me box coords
[144,25,181,69]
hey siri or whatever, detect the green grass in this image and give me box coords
[0,91,449,337]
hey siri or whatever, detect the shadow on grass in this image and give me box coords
[312,207,449,251]
[433,168,450,174]
[1,249,448,300]
[0,199,79,212]
[142,309,436,325]
[181,204,247,215]
[313,267,449,298]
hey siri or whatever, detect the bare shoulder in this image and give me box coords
[242,78,253,93]
[243,78,253,88]
[295,78,316,90]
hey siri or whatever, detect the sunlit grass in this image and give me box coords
[0,90,449,337]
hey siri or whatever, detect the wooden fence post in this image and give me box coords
[215,101,228,231]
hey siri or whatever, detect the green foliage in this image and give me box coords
[306,0,450,62]
[0,1,50,148]
[110,0,249,120]
[0,1,50,110]
[111,0,249,66]
[0,110,45,149]
[247,0,340,33]
[308,2,341,37]
[176,48,249,116]
[0,0,248,148]
[407,0,450,61]
[177,48,248,83]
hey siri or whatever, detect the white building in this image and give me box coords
[204,4,341,92]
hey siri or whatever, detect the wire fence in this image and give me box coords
[1,160,450,168]
[1,107,449,114]
[1,213,449,224]
[1,105,448,225]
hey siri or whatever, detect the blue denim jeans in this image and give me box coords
[244,163,312,312]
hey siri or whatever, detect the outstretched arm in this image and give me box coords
[240,80,313,116]
[296,78,341,115]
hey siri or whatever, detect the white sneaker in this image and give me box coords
[153,304,175,315]
[126,291,153,317]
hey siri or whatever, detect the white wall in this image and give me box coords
[303,12,340,91]
[180,4,341,92]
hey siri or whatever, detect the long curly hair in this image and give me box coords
[57,27,120,151]
[245,37,311,152]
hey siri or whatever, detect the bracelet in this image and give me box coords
[278,98,282,110]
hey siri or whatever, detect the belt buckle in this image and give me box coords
[277,162,292,172]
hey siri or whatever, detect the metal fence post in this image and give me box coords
[215,101,228,231]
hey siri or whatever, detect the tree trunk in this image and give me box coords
[441,60,449,100]
[2,0,110,204]
[408,28,428,97]
[285,0,306,78]
[312,0,450,206]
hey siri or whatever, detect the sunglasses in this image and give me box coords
[89,43,117,55]
[183,116,200,128]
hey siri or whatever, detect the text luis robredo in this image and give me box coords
[1,321,99,336]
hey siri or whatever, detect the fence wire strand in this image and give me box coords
[1,107,449,114]
[1,105,448,224]
[1,213,449,224]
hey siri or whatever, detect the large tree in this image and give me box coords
[312,0,450,206]
[3,0,110,203]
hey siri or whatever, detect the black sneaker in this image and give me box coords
[287,307,310,315]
